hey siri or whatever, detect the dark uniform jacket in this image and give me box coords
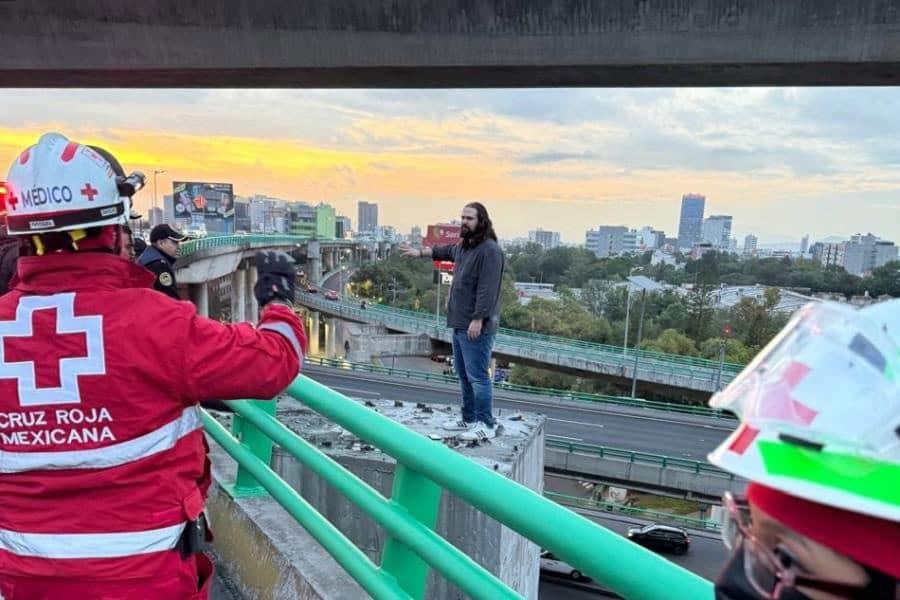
[137,245,180,300]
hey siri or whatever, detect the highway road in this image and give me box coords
[303,365,735,460]
[538,508,725,599]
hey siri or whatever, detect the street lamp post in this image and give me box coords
[152,170,166,229]
[630,288,647,399]
[622,285,632,358]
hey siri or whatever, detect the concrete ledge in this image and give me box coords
[206,436,365,600]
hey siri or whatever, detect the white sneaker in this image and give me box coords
[459,422,497,441]
[442,419,472,431]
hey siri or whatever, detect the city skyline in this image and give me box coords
[2,88,900,243]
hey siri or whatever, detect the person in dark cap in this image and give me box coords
[138,223,187,300]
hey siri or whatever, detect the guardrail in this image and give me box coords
[327,299,745,375]
[544,491,721,532]
[545,435,733,478]
[180,234,312,256]
[203,376,713,599]
[303,355,734,419]
[297,293,743,387]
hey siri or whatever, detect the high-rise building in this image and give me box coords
[812,242,845,268]
[743,234,758,257]
[408,225,423,247]
[315,203,336,239]
[800,234,810,255]
[249,195,290,233]
[288,202,316,236]
[637,227,666,251]
[677,194,706,250]
[528,228,561,250]
[358,201,378,233]
[585,226,634,258]
[842,233,898,276]
[336,216,352,239]
[163,195,175,224]
[701,215,733,249]
[234,199,251,232]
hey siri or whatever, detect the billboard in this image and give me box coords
[172,181,235,235]
[424,223,460,272]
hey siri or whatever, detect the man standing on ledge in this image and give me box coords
[401,202,505,441]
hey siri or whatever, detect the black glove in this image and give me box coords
[254,251,296,306]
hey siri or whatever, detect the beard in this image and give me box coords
[460,223,475,238]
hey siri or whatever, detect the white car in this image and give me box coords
[539,550,590,582]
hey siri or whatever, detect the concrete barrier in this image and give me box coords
[544,448,747,498]
[206,437,365,600]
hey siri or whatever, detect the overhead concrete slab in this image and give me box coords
[4,2,900,86]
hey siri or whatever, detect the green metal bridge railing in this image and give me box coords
[545,435,734,478]
[180,234,312,256]
[297,292,743,386]
[304,355,734,419]
[203,376,713,599]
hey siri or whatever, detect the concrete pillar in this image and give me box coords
[325,318,337,357]
[232,267,247,323]
[307,241,322,286]
[246,266,258,323]
[307,311,320,355]
[194,282,209,318]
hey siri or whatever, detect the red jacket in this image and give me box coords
[0,253,306,581]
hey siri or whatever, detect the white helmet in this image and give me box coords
[4,133,144,235]
[708,299,900,522]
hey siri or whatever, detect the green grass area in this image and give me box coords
[629,493,702,515]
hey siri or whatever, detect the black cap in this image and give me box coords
[150,224,187,243]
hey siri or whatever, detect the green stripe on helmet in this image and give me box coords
[758,440,900,507]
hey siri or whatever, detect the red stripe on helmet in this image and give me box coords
[60,142,80,163]
[18,149,30,165]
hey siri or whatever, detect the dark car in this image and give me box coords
[307,285,318,293]
[627,524,690,555]
[325,289,339,301]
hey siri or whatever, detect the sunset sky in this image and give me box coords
[1,87,899,246]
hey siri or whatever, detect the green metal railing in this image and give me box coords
[544,491,721,531]
[204,376,713,599]
[303,355,734,419]
[297,292,744,386]
[545,435,734,478]
[180,234,312,256]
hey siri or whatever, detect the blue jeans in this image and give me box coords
[452,329,496,427]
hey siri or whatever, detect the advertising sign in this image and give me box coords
[424,223,460,272]
[172,181,235,235]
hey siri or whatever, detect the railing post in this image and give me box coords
[380,464,443,599]
[226,398,277,498]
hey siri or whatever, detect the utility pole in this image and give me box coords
[630,289,647,399]
[716,324,733,390]
[434,270,441,327]
[622,285,632,358]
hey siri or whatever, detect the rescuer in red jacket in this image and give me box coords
[0,133,307,599]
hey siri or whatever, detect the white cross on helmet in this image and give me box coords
[4,133,144,235]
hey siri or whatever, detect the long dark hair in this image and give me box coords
[461,202,498,249]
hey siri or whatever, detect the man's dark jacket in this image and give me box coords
[432,239,504,332]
